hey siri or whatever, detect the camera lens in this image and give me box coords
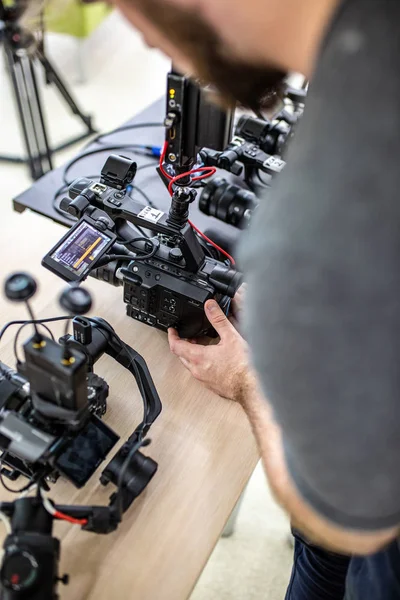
[199,178,257,229]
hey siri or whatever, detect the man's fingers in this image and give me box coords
[168,328,205,362]
[205,300,235,339]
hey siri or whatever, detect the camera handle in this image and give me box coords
[63,171,206,273]
[62,317,161,512]
[62,317,161,427]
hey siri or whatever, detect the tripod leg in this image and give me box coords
[26,57,54,172]
[4,43,38,178]
[3,44,53,179]
[38,51,95,133]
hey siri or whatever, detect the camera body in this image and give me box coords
[234,115,292,157]
[42,155,241,338]
[0,275,162,496]
[95,242,238,338]
[0,341,115,489]
[0,276,163,599]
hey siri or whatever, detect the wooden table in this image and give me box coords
[0,208,259,599]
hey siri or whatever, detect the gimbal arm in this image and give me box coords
[62,317,161,514]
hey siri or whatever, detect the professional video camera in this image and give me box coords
[198,86,307,229]
[42,155,241,339]
[0,271,162,598]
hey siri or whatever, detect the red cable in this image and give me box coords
[160,141,235,265]
[188,220,235,265]
[159,141,173,180]
[54,510,88,526]
[167,167,217,196]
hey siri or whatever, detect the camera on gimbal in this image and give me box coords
[0,272,162,598]
[42,155,241,339]
[0,272,161,503]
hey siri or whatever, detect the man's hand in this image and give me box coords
[168,299,251,401]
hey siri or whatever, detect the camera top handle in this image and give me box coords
[62,154,206,273]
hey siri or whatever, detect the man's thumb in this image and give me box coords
[205,300,233,338]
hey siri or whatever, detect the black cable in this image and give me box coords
[0,316,73,345]
[116,235,151,248]
[136,162,159,172]
[0,460,33,494]
[26,301,40,340]
[129,184,154,207]
[94,239,159,270]
[13,322,54,364]
[85,122,163,148]
[63,145,155,185]
[126,222,149,239]
[93,255,132,270]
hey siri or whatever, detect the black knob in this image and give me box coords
[59,197,72,213]
[4,273,37,302]
[59,286,92,315]
[169,248,183,263]
[0,549,39,591]
[231,161,244,176]
[58,574,70,585]
[174,187,196,203]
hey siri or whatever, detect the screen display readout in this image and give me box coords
[50,222,111,277]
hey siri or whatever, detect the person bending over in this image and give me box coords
[92,0,400,597]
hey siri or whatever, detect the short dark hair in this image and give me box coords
[126,0,286,111]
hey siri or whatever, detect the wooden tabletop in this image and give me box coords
[0,209,259,600]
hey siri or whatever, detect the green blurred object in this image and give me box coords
[45,0,111,39]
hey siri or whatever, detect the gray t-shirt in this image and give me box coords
[241,0,400,531]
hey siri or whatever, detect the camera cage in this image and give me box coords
[42,154,241,338]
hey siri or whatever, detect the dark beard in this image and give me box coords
[132,0,287,111]
[197,52,287,112]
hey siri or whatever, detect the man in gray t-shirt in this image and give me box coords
[112,0,400,597]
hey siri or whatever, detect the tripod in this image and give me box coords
[0,4,96,180]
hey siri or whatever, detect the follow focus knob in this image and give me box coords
[59,286,93,315]
[4,272,37,302]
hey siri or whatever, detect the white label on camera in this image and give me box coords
[263,156,286,173]
[138,206,164,223]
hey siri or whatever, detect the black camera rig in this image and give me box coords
[198,87,306,229]
[42,155,241,339]
[0,272,162,598]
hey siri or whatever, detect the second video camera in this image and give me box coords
[42,155,241,338]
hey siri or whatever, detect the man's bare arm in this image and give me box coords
[169,300,399,556]
[240,373,398,555]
